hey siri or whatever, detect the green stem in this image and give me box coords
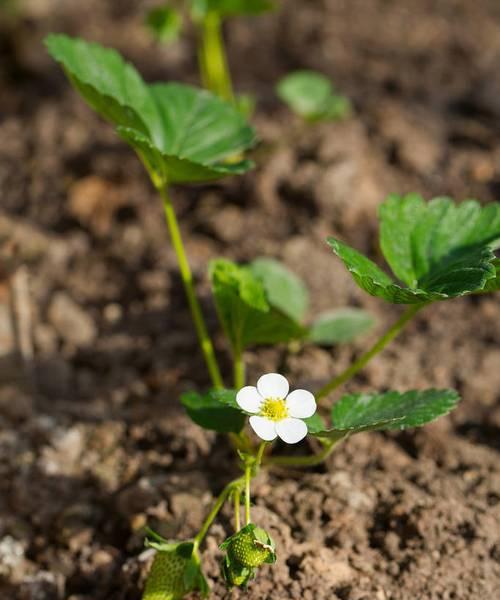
[158,184,224,389]
[255,441,267,467]
[316,304,425,401]
[264,438,340,468]
[192,444,266,546]
[194,478,243,549]
[233,347,245,389]
[244,465,251,525]
[233,488,241,532]
[198,12,234,103]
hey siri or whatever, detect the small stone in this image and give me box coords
[48,292,97,347]
[103,302,123,324]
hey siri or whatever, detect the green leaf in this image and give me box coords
[333,389,460,431]
[118,126,253,185]
[45,34,159,139]
[308,308,375,345]
[311,389,460,439]
[210,258,306,352]
[184,556,210,597]
[45,35,255,185]
[249,258,309,322]
[380,195,500,287]
[328,195,500,304]
[328,238,437,304]
[191,0,275,19]
[180,389,246,433]
[303,413,326,434]
[276,70,351,122]
[482,259,500,292]
[145,5,183,43]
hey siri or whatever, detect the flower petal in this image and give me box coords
[275,418,308,444]
[236,386,263,413]
[249,416,278,441]
[286,389,317,419]
[257,373,289,400]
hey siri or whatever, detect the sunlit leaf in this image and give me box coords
[328,195,500,304]
[45,35,255,185]
[311,389,460,439]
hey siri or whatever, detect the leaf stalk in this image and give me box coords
[316,303,426,401]
[158,184,224,389]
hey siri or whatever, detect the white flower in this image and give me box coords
[236,373,316,444]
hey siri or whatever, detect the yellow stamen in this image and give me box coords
[260,397,288,421]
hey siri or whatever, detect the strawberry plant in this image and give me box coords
[45,33,500,599]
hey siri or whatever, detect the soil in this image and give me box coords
[1,1,500,599]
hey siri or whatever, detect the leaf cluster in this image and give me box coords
[210,257,374,355]
[180,384,460,440]
[45,35,255,187]
[330,193,500,304]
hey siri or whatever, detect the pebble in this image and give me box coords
[47,292,97,347]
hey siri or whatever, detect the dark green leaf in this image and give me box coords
[308,308,375,344]
[277,70,351,122]
[328,195,500,304]
[249,258,309,322]
[118,126,252,185]
[210,259,306,352]
[180,389,246,433]
[145,6,183,43]
[332,389,460,431]
[481,259,500,292]
[183,556,209,597]
[328,238,437,304]
[45,35,255,185]
[311,389,460,439]
[380,194,500,288]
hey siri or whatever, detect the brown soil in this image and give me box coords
[1,1,500,599]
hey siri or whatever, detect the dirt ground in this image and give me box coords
[1,1,500,598]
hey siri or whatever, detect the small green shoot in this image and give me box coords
[277,70,352,122]
[145,5,183,44]
[192,1,276,103]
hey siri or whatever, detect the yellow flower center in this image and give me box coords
[260,397,288,421]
